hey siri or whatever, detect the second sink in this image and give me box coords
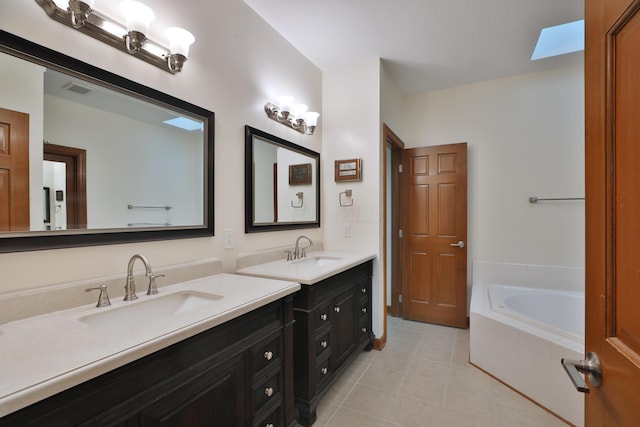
[79,291,223,333]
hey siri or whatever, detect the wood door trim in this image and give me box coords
[378,123,405,351]
[43,143,87,229]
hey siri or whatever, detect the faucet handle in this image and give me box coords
[147,274,165,295]
[284,250,293,261]
[86,284,111,307]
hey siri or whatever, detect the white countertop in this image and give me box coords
[0,274,300,418]
[236,251,376,284]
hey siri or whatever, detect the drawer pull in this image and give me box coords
[361,307,367,314]
[264,351,273,361]
[321,367,328,375]
[334,306,340,313]
[361,288,367,294]
[321,340,327,348]
[320,313,328,321]
[361,327,367,333]
[266,424,274,427]
[265,387,274,397]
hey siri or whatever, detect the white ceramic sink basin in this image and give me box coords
[79,291,223,332]
[292,256,342,268]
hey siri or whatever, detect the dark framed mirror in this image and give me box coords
[0,30,214,252]
[245,126,320,233]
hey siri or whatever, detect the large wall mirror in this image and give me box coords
[0,30,214,252]
[245,126,320,233]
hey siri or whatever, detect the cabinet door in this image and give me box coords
[331,288,356,368]
[139,356,245,426]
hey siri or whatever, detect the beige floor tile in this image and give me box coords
[406,358,451,382]
[398,373,447,405]
[444,383,496,419]
[392,328,423,344]
[327,407,387,427]
[341,383,394,419]
[372,349,412,373]
[413,342,453,364]
[387,394,481,427]
[339,360,369,383]
[420,332,455,349]
[359,365,406,393]
[321,376,357,407]
[447,364,494,393]
[382,338,419,357]
[314,399,339,426]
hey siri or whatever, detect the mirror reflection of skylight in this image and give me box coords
[531,20,584,60]
[163,117,204,131]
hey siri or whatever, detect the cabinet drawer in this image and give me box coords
[314,303,331,330]
[315,329,330,357]
[315,356,331,390]
[252,330,283,375]
[254,402,282,427]
[253,370,282,412]
[359,314,369,338]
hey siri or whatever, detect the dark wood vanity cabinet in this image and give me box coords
[293,260,374,426]
[0,296,297,427]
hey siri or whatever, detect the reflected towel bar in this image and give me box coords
[128,205,173,210]
[528,197,584,204]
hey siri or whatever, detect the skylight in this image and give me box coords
[163,117,204,131]
[531,20,584,61]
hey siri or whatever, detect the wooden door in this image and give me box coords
[584,0,640,424]
[43,143,87,229]
[0,107,29,231]
[401,143,467,328]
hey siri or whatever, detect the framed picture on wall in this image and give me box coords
[289,163,312,185]
[335,158,362,182]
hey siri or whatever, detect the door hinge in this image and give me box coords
[399,229,403,238]
[398,294,403,303]
[398,164,403,173]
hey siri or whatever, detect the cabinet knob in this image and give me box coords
[321,340,327,348]
[266,424,274,427]
[321,367,328,375]
[362,327,367,333]
[361,288,367,294]
[334,306,340,313]
[264,351,273,361]
[265,387,274,397]
[361,307,367,314]
[320,313,328,321]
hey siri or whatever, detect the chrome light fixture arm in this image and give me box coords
[34,0,193,74]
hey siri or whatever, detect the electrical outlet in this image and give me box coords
[343,223,351,237]
[223,228,234,249]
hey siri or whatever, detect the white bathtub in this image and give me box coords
[470,283,585,426]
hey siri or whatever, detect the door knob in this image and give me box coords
[450,241,465,248]
[561,351,602,393]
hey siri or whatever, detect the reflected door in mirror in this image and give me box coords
[0,107,30,232]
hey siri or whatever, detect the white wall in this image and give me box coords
[0,0,322,292]
[404,65,585,277]
[322,59,384,337]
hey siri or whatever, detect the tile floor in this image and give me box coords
[313,316,570,427]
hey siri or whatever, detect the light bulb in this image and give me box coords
[166,27,195,57]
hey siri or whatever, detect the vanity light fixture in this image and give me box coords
[264,96,320,135]
[35,0,195,74]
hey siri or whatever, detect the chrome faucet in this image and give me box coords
[293,235,313,260]
[124,254,158,301]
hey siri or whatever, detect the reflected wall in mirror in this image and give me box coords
[245,126,320,233]
[0,30,214,252]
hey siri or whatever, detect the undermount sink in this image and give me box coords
[79,291,223,332]
[292,256,342,268]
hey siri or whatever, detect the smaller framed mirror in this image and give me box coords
[245,126,320,233]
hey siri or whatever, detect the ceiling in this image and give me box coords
[242,0,584,95]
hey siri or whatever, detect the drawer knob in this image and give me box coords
[321,367,328,375]
[362,327,367,333]
[264,351,273,361]
[320,313,327,321]
[361,307,367,314]
[361,288,366,294]
[334,306,340,313]
[321,340,327,348]
[265,387,274,397]
[266,424,274,427]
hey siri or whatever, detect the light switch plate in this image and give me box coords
[223,228,234,249]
